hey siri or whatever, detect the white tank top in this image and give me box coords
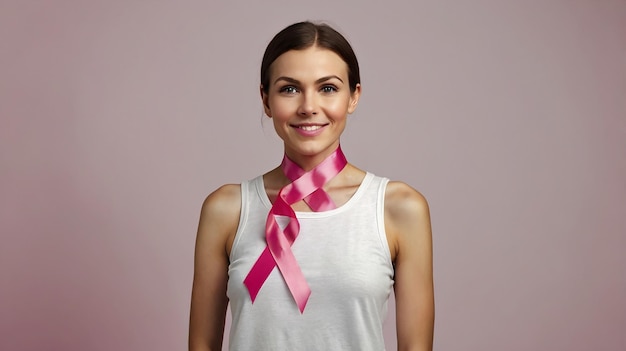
[227,172,394,351]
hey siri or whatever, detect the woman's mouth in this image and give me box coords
[291,124,328,136]
[298,125,322,131]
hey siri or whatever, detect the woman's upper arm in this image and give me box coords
[189,184,241,351]
[385,181,434,351]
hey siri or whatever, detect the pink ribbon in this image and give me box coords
[243,146,348,313]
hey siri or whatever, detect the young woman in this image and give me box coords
[189,21,434,351]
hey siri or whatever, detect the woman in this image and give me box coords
[189,21,434,351]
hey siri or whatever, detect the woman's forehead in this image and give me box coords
[270,47,349,81]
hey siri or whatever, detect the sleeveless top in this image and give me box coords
[227,172,394,351]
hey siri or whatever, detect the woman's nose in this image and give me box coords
[297,91,318,116]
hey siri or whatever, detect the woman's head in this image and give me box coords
[259,22,361,163]
[260,21,360,94]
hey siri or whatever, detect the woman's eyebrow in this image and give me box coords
[273,75,344,85]
[315,75,344,84]
[274,76,300,85]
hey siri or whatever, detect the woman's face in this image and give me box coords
[262,46,361,164]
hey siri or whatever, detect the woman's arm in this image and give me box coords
[385,181,434,351]
[189,184,241,351]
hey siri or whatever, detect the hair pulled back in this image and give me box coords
[260,21,361,94]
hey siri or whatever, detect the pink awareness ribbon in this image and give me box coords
[243,146,348,313]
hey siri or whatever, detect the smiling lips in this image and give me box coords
[291,123,328,136]
[297,125,323,131]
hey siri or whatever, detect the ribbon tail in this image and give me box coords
[243,247,276,302]
[267,214,310,313]
[271,243,311,313]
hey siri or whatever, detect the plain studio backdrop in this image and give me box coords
[1,1,625,350]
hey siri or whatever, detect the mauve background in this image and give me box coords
[1,1,625,350]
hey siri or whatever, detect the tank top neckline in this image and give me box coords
[254,172,375,219]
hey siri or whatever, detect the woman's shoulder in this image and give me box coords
[196,183,243,256]
[383,181,430,230]
[383,180,432,262]
[385,181,428,206]
[199,183,242,227]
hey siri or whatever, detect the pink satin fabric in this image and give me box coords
[243,146,348,313]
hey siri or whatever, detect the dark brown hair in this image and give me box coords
[260,21,361,94]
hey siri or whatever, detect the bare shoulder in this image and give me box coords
[384,181,430,224]
[201,184,241,220]
[197,184,242,254]
[384,181,432,261]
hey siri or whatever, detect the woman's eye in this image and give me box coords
[280,86,298,94]
[321,85,337,93]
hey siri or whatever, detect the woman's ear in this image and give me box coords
[348,83,361,114]
[260,85,272,117]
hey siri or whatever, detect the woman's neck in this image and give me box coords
[283,144,342,172]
